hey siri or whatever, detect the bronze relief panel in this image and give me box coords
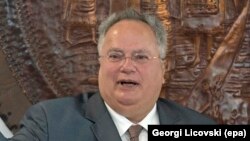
[0,0,250,128]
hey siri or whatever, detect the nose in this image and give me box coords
[120,57,136,73]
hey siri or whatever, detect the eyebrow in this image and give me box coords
[133,49,151,54]
[107,48,123,53]
[107,48,151,54]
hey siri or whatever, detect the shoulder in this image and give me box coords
[157,98,216,124]
[35,95,81,109]
[27,92,97,116]
[25,94,88,118]
[17,94,97,140]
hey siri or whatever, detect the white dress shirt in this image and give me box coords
[0,117,13,138]
[105,103,159,141]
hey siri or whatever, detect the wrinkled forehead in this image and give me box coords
[99,19,159,56]
[106,19,155,36]
[104,19,157,47]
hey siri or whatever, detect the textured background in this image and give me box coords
[0,0,250,133]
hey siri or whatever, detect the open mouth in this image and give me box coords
[117,80,139,86]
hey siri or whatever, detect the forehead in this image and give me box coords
[102,19,158,53]
[106,19,155,36]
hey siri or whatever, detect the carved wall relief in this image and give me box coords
[164,0,250,124]
[0,0,250,130]
[181,0,225,65]
[63,0,97,44]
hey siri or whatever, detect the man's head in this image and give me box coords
[98,8,167,58]
[97,9,167,123]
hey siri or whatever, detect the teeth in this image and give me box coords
[119,81,138,85]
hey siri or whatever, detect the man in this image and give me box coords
[0,9,215,141]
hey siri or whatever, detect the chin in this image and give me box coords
[117,97,138,106]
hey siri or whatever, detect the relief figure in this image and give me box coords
[181,0,224,66]
[63,0,97,44]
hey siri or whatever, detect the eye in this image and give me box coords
[107,52,124,61]
[133,54,149,62]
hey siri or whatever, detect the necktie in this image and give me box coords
[128,125,143,141]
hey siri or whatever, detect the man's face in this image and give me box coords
[98,19,165,121]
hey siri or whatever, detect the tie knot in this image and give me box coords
[128,125,143,141]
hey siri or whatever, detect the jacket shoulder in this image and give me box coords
[157,98,216,124]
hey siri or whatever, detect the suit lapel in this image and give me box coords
[83,94,183,140]
[157,99,181,124]
[84,94,122,141]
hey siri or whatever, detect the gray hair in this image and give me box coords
[97,8,167,59]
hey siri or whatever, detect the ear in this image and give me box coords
[98,57,103,65]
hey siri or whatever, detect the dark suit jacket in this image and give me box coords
[1,93,215,141]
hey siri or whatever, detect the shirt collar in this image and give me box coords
[105,102,159,136]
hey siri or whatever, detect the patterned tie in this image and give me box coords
[128,125,143,141]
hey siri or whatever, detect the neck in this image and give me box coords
[125,104,155,123]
